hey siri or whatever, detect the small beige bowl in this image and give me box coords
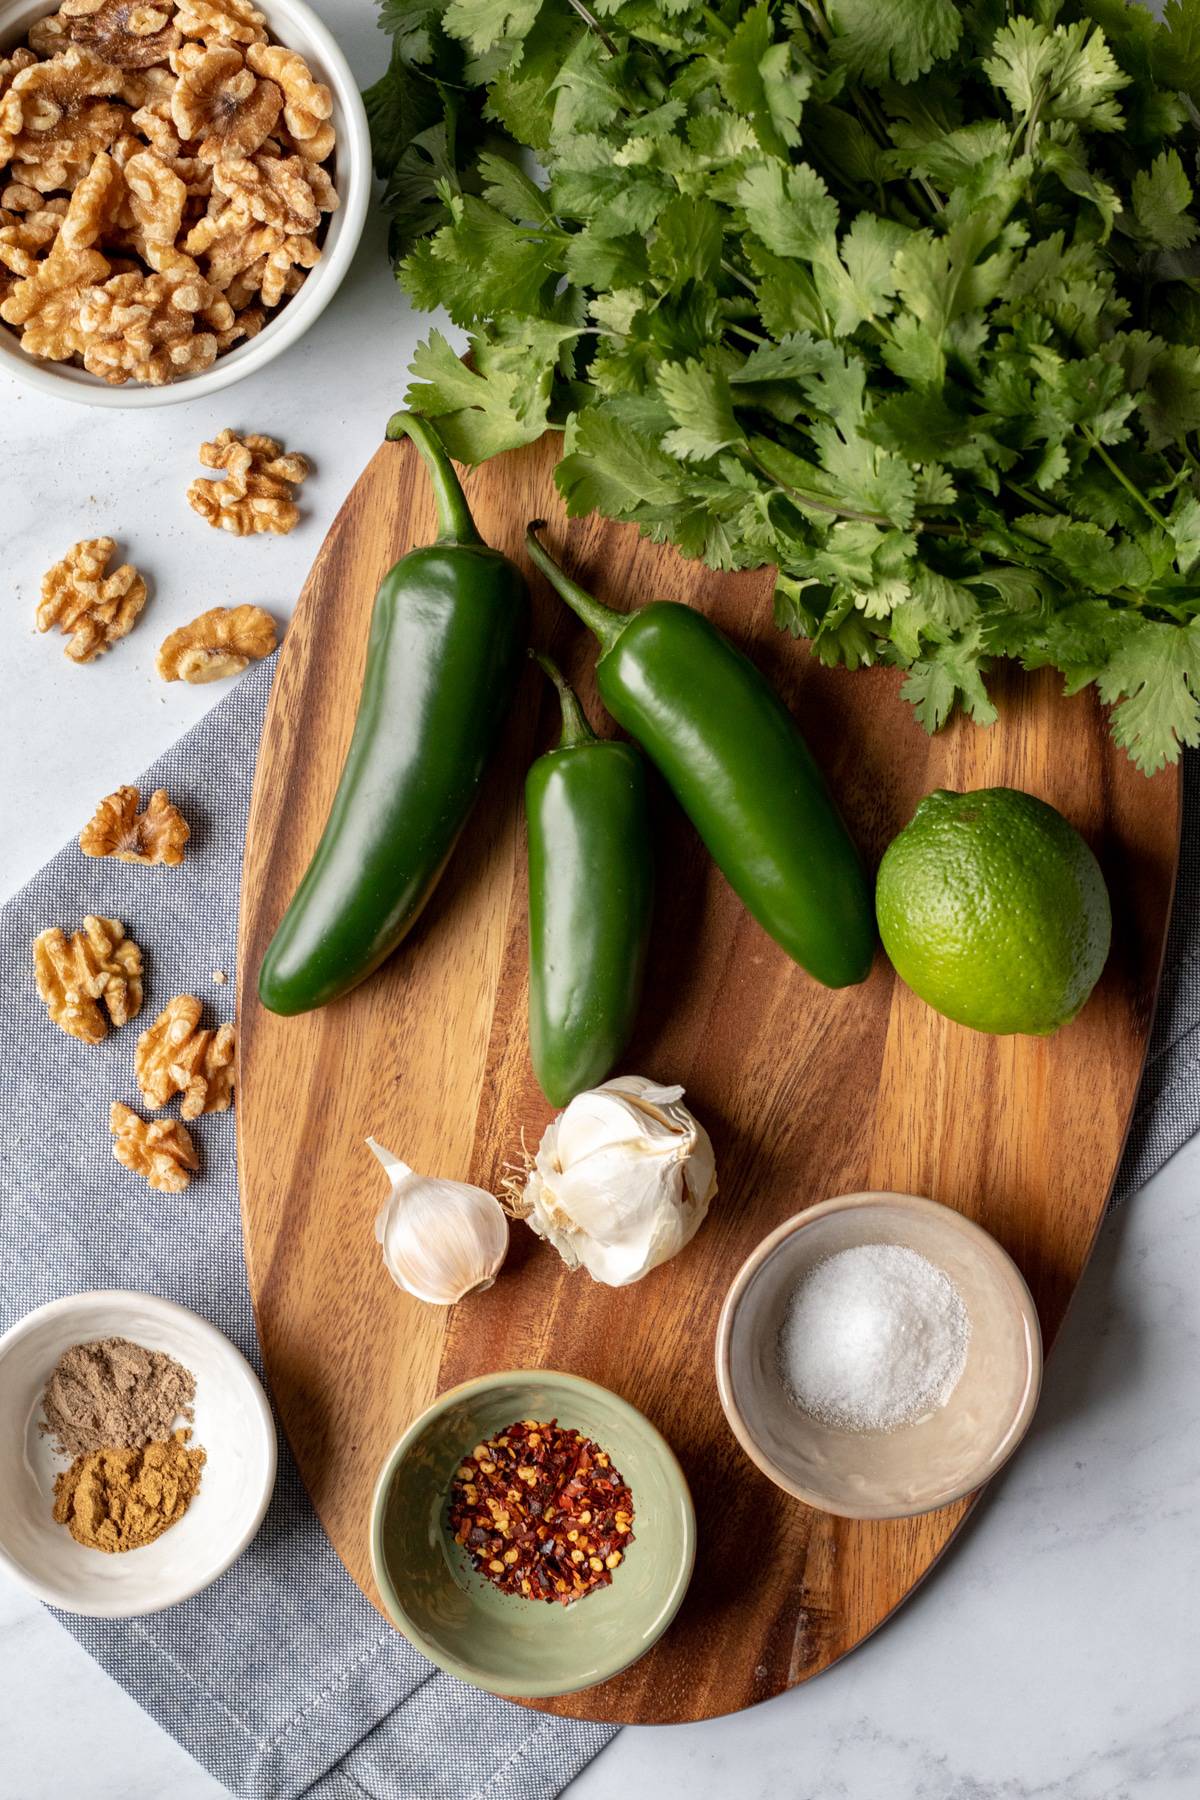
[715,1193,1042,1520]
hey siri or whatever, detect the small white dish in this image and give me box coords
[0,0,371,407]
[0,1290,276,1615]
[715,1193,1043,1520]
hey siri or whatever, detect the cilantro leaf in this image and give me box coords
[1131,149,1197,249]
[442,0,539,59]
[405,320,576,460]
[826,0,962,86]
[658,361,745,461]
[736,161,838,262]
[902,638,998,731]
[1097,619,1200,772]
[724,1,811,158]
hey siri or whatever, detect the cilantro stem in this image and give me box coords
[720,257,757,297]
[727,322,769,347]
[700,5,732,41]
[798,0,833,43]
[1005,481,1055,516]
[565,0,617,54]
[1081,429,1167,531]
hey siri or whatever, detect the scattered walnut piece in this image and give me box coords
[157,602,276,681]
[34,915,143,1044]
[211,968,227,984]
[171,44,279,161]
[37,537,147,661]
[58,0,182,70]
[186,426,308,534]
[175,0,267,47]
[135,994,236,1117]
[80,784,190,865]
[111,1101,199,1192]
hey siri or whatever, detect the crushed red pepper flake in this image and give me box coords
[448,1418,635,1606]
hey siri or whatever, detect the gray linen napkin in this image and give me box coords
[0,655,615,1800]
[1,658,1196,1798]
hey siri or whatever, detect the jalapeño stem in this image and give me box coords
[531,650,597,748]
[385,412,482,547]
[525,522,625,656]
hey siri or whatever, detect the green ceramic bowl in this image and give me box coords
[369,1370,696,1699]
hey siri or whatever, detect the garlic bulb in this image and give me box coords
[368,1138,508,1305]
[508,1077,717,1287]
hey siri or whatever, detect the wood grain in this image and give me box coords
[237,431,1180,1726]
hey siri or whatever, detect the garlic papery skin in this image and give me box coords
[509,1077,717,1287]
[368,1138,508,1305]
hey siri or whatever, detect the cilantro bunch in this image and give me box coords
[368,0,1200,772]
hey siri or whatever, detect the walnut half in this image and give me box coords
[135,993,235,1116]
[186,426,309,534]
[156,602,275,682]
[80,784,190,865]
[111,1101,199,1192]
[37,537,147,662]
[34,915,143,1043]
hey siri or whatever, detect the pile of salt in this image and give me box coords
[778,1243,970,1433]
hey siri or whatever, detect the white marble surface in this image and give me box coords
[2,3,1198,1794]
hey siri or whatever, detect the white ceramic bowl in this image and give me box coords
[716,1193,1043,1520]
[0,0,371,406]
[0,1290,277,1614]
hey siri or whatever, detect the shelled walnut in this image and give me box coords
[244,43,331,159]
[156,602,275,681]
[175,0,266,49]
[60,0,183,71]
[37,537,147,662]
[75,257,233,381]
[0,1,338,385]
[33,915,143,1043]
[80,784,189,865]
[186,426,308,534]
[170,44,279,161]
[111,1100,199,1191]
[135,993,235,1116]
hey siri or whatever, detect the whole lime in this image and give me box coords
[875,788,1112,1036]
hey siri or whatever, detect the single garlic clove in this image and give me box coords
[368,1137,509,1305]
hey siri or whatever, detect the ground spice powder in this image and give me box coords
[449,1418,634,1605]
[52,1430,206,1553]
[40,1336,196,1458]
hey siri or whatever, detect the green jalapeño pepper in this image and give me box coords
[526,654,654,1106]
[524,526,874,990]
[257,417,529,1015]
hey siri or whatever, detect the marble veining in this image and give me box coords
[1,3,1197,1791]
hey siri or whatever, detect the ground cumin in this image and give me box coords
[52,1430,206,1553]
[40,1336,195,1458]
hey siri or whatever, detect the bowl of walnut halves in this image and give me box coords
[0,0,370,404]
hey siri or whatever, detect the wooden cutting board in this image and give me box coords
[237,431,1179,1725]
